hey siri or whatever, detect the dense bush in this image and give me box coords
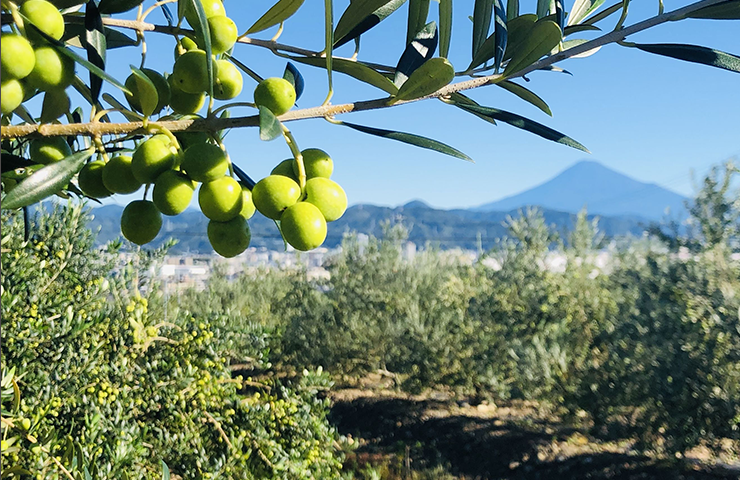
[0,204,343,479]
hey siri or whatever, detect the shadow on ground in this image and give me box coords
[330,395,738,480]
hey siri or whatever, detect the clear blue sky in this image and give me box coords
[96,0,739,210]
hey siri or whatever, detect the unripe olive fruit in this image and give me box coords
[21,0,65,42]
[213,60,242,100]
[172,50,214,94]
[102,155,142,194]
[153,170,196,216]
[1,80,24,114]
[296,148,333,179]
[199,176,243,221]
[121,200,162,245]
[239,184,256,220]
[181,143,228,182]
[252,175,301,220]
[205,15,237,55]
[1,34,36,79]
[20,418,31,431]
[271,159,298,182]
[253,77,296,116]
[208,215,251,258]
[40,88,70,123]
[174,36,198,59]
[98,0,144,14]
[131,136,177,184]
[78,161,113,198]
[25,46,75,91]
[168,75,206,114]
[280,202,327,251]
[29,136,72,164]
[184,0,225,28]
[125,69,170,115]
[175,130,210,150]
[304,177,347,222]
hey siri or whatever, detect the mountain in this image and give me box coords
[88,203,648,254]
[475,160,687,221]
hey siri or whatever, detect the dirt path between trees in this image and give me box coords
[329,386,740,480]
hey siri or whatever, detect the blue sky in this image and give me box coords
[95,1,740,209]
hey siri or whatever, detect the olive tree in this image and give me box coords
[1,0,739,255]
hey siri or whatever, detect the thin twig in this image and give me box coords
[0,0,728,140]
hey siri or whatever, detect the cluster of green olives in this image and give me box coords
[253,147,348,251]
[1,0,74,117]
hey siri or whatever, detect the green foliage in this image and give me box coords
[0,203,343,479]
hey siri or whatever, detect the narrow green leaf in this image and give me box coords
[102,93,141,121]
[161,461,170,480]
[394,57,454,102]
[334,0,406,47]
[503,19,561,76]
[247,0,306,34]
[227,54,265,84]
[537,0,554,18]
[456,103,589,152]
[583,1,621,25]
[407,0,431,45]
[439,0,452,58]
[567,0,605,26]
[555,0,565,28]
[506,0,519,21]
[258,106,282,141]
[447,92,496,125]
[22,21,131,95]
[283,62,305,100]
[472,0,494,57]
[685,0,740,20]
[84,0,106,103]
[497,80,551,115]
[324,0,334,99]
[177,0,186,22]
[493,0,507,70]
[232,164,257,190]
[394,21,438,87]
[63,24,137,49]
[129,66,159,117]
[186,0,213,98]
[2,148,95,210]
[562,38,600,58]
[563,24,600,35]
[340,121,473,161]
[288,55,398,94]
[634,43,740,74]
[503,13,537,61]
[469,32,496,70]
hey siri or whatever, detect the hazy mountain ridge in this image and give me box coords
[475,160,687,220]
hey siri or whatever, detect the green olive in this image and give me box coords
[1,34,36,80]
[295,148,333,179]
[198,176,243,222]
[271,159,299,182]
[121,200,162,245]
[102,155,142,194]
[239,184,256,220]
[280,202,327,251]
[252,175,301,220]
[172,50,214,94]
[40,88,70,123]
[208,215,251,258]
[124,68,170,116]
[253,77,296,116]
[1,80,24,115]
[21,0,65,43]
[204,15,237,55]
[213,59,243,100]
[25,46,75,91]
[78,161,113,198]
[304,177,347,222]
[168,75,206,115]
[174,36,198,60]
[131,136,177,184]
[184,0,225,29]
[29,136,72,164]
[153,170,196,216]
[181,142,228,182]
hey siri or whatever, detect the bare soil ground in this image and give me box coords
[329,378,740,480]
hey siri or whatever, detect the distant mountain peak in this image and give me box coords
[402,200,432,209]
[474,160,687,221]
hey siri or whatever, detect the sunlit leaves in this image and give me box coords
[247,0,306,34]
[334,0,406,48]
[258,106,282,141]
[394,57,454,102]
[394,21,438,87]
[633,43,740,74]
[503,19,561,76]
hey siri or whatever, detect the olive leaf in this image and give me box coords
[334,0,406,48]
[283,62,305,101]
[259,106,282,141]
[633,43,740,74]
[472,0,494,58]
[684,0,740,20]
[247,0,306,35]
[503,19,561,76]
[507,0,519,21]
[407,0,431,45]
[2,148,95,210]
[128,66,159,117]
[497,80,552,116]
[394,21,438,87]
[339,121,473,162]
[232,164,257,190]
[503,13,537,61]
[567,0,606,26]
[84,0,106,103]
[438,0,452,58]
[393,57,454,102]
[287,55,398,95]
